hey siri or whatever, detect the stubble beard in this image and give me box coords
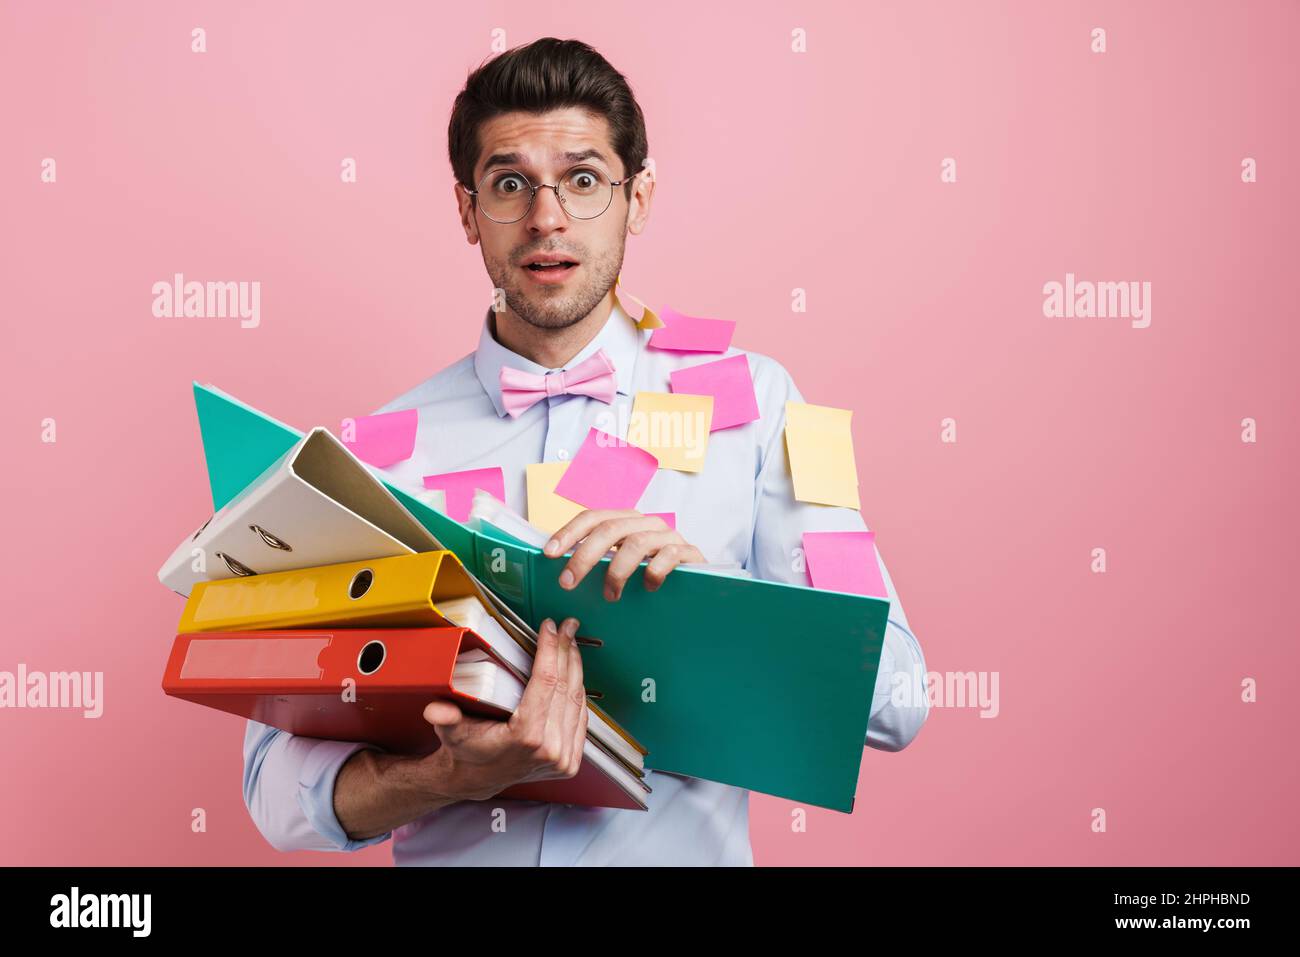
[485,236,626,332]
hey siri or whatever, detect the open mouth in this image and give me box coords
[525,261,578,273]
[522,259,580,283]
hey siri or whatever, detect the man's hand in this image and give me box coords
[334,617,589,840]
[543,509,707,600]
[420,617,589,802]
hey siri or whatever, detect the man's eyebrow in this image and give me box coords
[558,149,611,167]
[479,149,614,176]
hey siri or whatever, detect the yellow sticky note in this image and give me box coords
[784,401,860,509]
[614,276,665,330]
[526,462,585,534]
[638,307,663,330]
[630,392,714,473]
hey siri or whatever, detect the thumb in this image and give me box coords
[423,699,464,728]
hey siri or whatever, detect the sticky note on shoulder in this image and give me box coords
[669,354,759,431]
[340,409,418,468]
[802,530,886,598]
[630,392,713,472]
[526,462,584,534]
[647,307,735,353]
[553,428,658,511]
[784,401,860,509]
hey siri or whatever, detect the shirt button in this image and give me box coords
[556,448,569,461]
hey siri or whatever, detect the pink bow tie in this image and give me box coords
[499,348,618,418]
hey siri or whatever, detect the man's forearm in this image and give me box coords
[333,747,462,841]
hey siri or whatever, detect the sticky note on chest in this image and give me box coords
[629,392,713,472]
[552,429,659,511]
[422,467,505,523]
[526,462,585,534]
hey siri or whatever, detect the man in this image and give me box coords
[242,37,928,866]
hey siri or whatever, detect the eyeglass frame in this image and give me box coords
[464,163,640,224]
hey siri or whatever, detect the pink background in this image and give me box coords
[2,0,1296,866]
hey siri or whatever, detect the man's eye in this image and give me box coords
[493,174,527,194]
[565,168,604,192]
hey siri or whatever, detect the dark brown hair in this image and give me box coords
[448,37,649,201]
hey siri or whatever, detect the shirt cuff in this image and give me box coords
[865,618,930,752]
[296,739,394,852]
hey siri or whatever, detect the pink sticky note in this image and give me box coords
[647,306,736,353]
[648,512,676,529]
[341,409,418,468]
[669,354,760,431]
[422,467,506,523]
[802,531,887,598]
[554,429,658,510]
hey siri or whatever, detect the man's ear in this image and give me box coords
[456,182,481,245]
[626,165,655,236]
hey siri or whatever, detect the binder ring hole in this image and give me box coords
[357,641,386,675]
[348,568,374,600]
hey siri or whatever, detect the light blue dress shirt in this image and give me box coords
[242,299,929,865]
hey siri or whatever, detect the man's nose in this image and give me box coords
[525,184,568,232]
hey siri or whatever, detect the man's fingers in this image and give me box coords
[559,516,664,591]
[514,619,561,725]
[528,617,574,772]
[558,617,586,770]
[544,509,637,558]
[427,617,591,779]
[603,530,677,600]
[545,618,583,771]
[644,543,706,592]
[567,621,590,777]
[514,617,572,763]
[568,698,590,777]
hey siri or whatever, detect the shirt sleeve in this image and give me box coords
[242,718,394,852]
[742,354,930,752]
[232,395,423,854]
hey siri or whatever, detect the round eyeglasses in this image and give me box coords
[466,165,633,224]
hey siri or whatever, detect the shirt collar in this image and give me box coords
[474,298,642,418]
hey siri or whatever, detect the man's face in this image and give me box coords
[457,107,650,331]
